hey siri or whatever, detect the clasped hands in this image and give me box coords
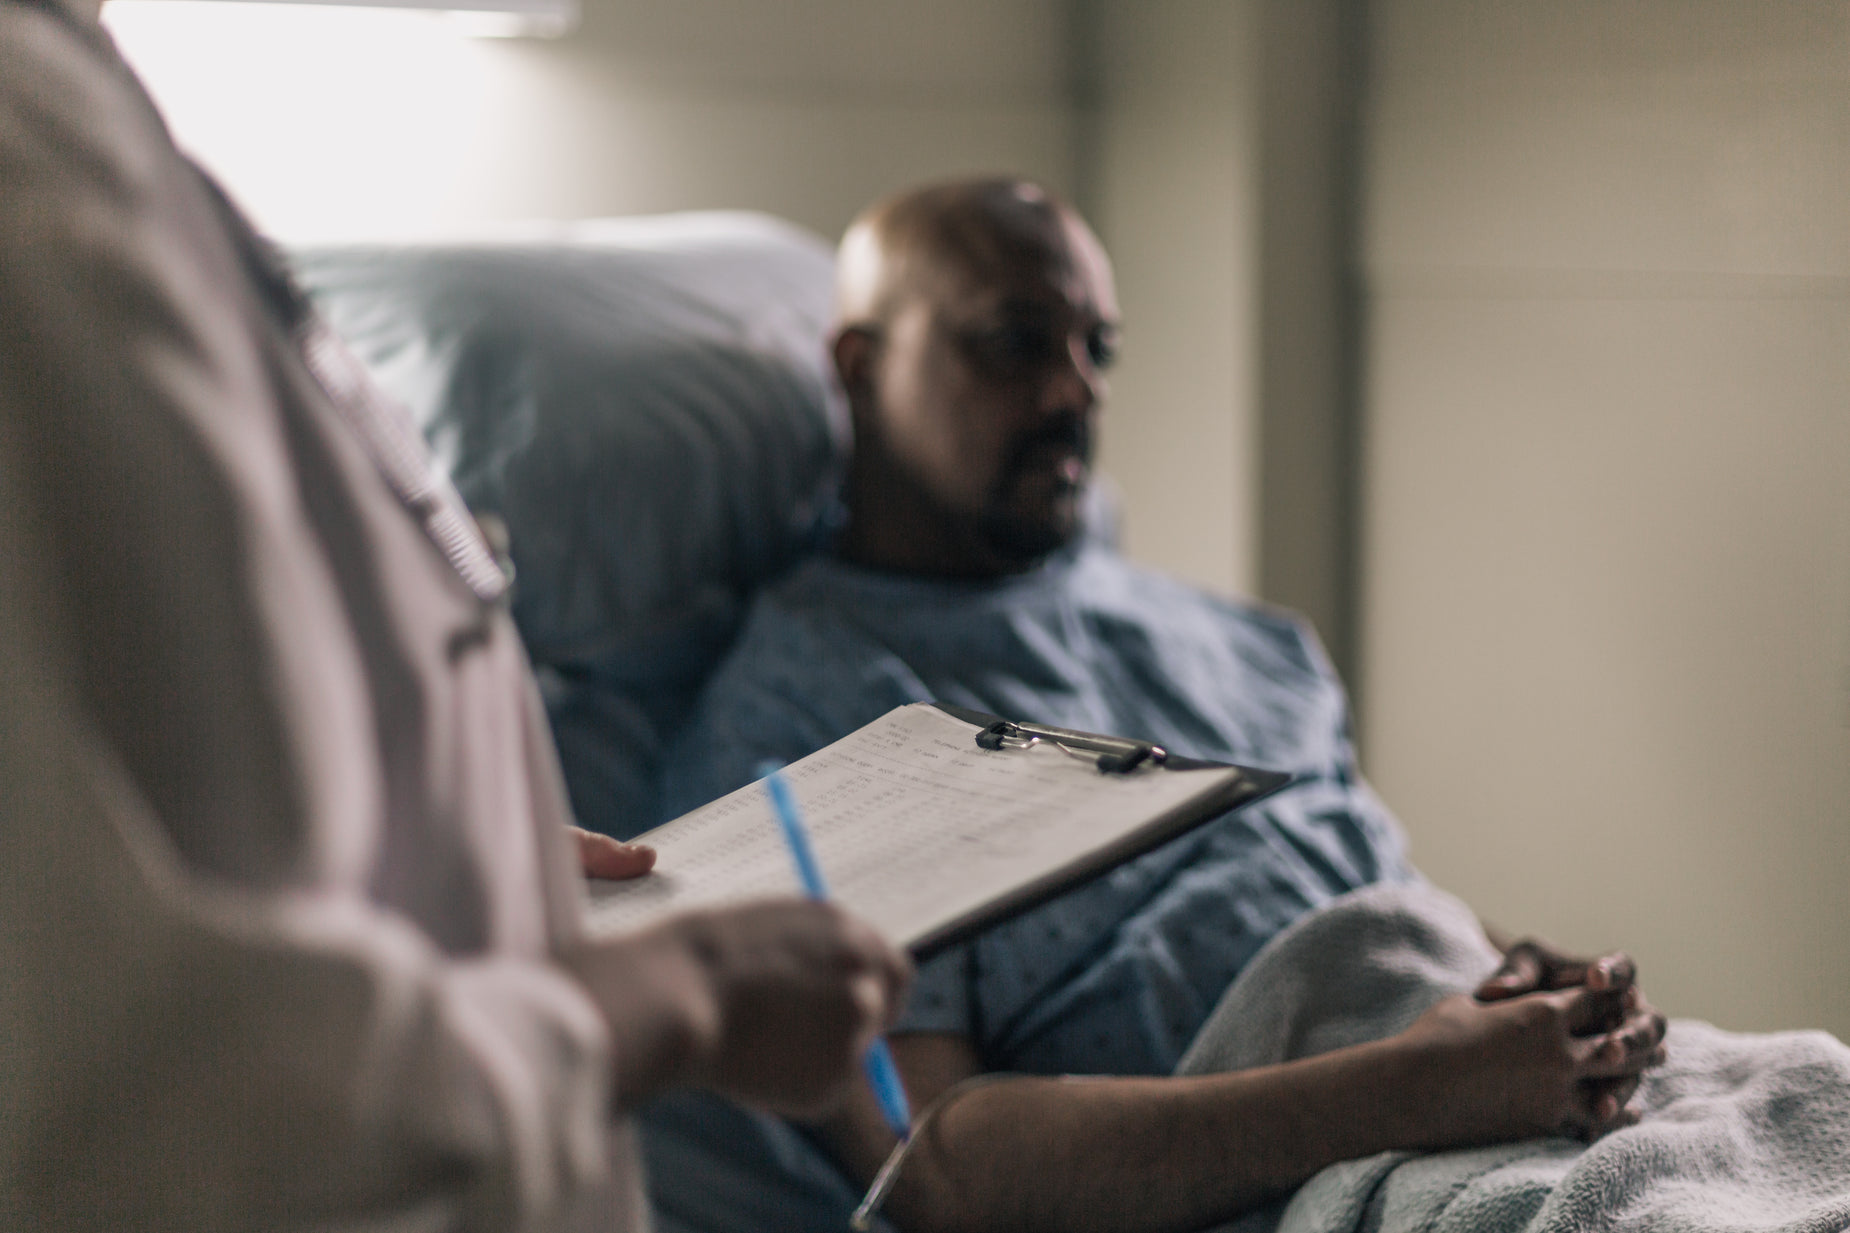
[1397,935,1669,1147]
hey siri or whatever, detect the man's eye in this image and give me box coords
[1086,329,1119,371]
[964,322,1118,373]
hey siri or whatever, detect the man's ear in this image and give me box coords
[831,325,881,417]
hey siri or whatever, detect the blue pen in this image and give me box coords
[759,762,913,1142]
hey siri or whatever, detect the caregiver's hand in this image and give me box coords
[1395,987,1668,1145]
[564,899,911,1116]
[574,826,658,879]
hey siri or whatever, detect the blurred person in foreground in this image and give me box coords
[0,1,907,1229]
[642,176,1666,1232]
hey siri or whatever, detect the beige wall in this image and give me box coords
[1360,0,1850,1037]
[1085,0,1366,670]
[1086,0,1262,599]
[104,0,1079,242]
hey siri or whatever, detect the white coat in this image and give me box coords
[0,4,646,1228]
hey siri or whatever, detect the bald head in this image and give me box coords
[830,177,1120,579]
[835,178,1101,331]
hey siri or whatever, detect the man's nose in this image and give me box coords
[1037,333,1105,417]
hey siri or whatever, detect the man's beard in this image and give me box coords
[974,415,1092,568]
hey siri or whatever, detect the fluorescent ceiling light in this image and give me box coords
[121,0,578,38]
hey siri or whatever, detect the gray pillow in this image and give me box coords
[292,213,844,835]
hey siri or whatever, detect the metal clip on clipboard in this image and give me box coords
[973,720,1166,774]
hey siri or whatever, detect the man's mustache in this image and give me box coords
[998,416,1093,487]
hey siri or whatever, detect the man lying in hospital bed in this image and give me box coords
[644,179,1850,1233]
[298,189,1850,1233]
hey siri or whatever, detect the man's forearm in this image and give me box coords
[822,981,1664,1233]
[833,1040,1426,1233]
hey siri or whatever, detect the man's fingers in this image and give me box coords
[1563,1078,1630,1141]
[1560,983,1616,1035]
[1584,1072,1642,1116]
[1586,952,1636,993]
[1579,1095,1643,1140]
[1577,1072,1647,1140]
[1476,944,1545,1000]
[575,828,658,880]
[1562,974,1649,1037]
[1480,940,1641,1004]
[1574,1005,1669,1078]
[1600,1073,1644,1113]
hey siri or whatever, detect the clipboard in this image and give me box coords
[584,702,1292,959]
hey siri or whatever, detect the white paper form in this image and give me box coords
[584,703,1250,952]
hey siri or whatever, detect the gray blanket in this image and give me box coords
[1180,882,1850,1233]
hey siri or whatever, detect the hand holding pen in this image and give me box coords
[760,763,917,1143]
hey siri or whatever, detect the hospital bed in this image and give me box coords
[296,212,848,839]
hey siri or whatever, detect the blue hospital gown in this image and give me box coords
[640,539,1417,1232]
[660,538,1415,1077]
